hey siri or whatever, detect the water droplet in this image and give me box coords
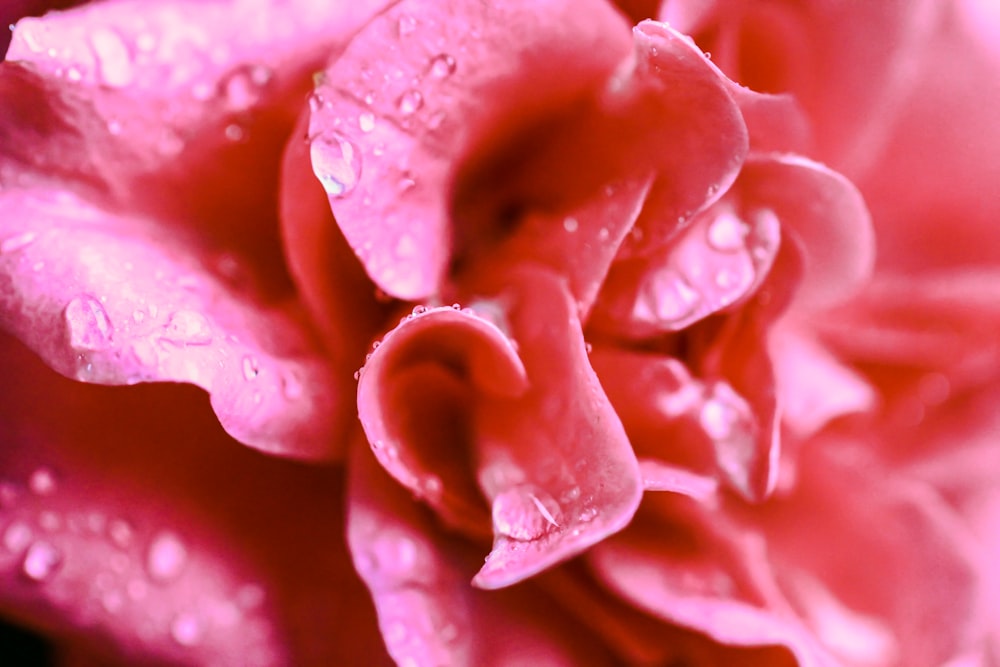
[147,531,188,582]
[108,518,135,549]
[491,486,563,541]
[107,119,123,136]
[38,511,61,531]
[358,111,376,133]
[706,211,747,252]
[0,231,36,254]
[0,481,19,508]
[281,371,303,400]
[223,64,272,111]
[242,356,259,381]
[310,131,362,198]
[89,27,133,87]
[395,234,417,258]
[224,123,246,142]
[101,590,125,614]
[578,506,598,523]
[161,310,212,346]
[563,216,579,233]
[3,521,32,552]
[396,14,417,37]
[598,227,611,242]
[634,270,701,326]
[429,53,456,78]
[23,541,62,581]
[397,89,423,115]
[411,305,428,316]
[27,467,57,496]
[64,295,114,351]
[170,612,203,646]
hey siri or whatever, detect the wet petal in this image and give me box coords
[0,190,348,460]
[311,0,633,299]
[0,333,389,665]
[347,437,620,667]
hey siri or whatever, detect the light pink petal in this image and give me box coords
[0,333,389,665]
[743,442,986,667]
[768,324,875,440]
[310,0,633,300]
[346,437,621,667]
[738,154,874,310]
[639,459,720,499]
[0,189,347,460]
[588,495,840,666]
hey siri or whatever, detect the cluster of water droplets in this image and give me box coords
[1,464,275,655]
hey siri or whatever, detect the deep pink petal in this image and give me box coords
[310,0,633,300]
[0,190,348,460]
[0,333,389,665]
[346,437,620,666]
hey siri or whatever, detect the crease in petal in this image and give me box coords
[0,190,348,460]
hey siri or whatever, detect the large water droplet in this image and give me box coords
[563,216,579,233]
[429,53,456,78]
[65,295,114,350]
[22,541,62,581]
[242,356,260,381]
[147,531,188,582]
[28,467,57,496]
[170,612,203,646]
[223,64,272,111]
[706,210,748,252]
[397,89,423,116]
[358,111,376,133]
[160,310,212,346]
[3,521,33,552]
[634,269,701,326]
[89,27,133,87]
[0,231,36,254]
[310,132,362,198]
[491,486,562,542]
[700,382,758,493]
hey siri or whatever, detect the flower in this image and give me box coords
[0,0,997,665]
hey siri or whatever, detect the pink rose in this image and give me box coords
[0,1,995,665]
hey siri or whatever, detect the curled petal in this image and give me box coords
[0,190,347,460]
[347,437,621,666]
[357,268,643,588]
[311,0,633,299]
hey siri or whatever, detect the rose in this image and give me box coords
[0,1,995,666]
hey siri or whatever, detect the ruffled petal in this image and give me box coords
[357,267,642,588]
[310,0,633,300]
[0,189,347,459]
[347,436,622,667]
[0,333,389,665]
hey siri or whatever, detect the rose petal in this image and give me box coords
[0,333,389,665]
[310,0,633,300]
[357,267,643,588]
[0,189,348,459]
[346,436,621,667]
[589,494,839,666]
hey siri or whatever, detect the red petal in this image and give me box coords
[0,189,349,460]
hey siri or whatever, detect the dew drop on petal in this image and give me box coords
[0,231,36,254]
[22,541,62,581]
[147,531,188,582]
[563,216,579,233]
[634,269,701,327]
[89,27,133,87]
[64,295,114,351]
[706,210,748,252]
[242,356,260,381]
[428,53,456,78]
[491,486,563,542]
[170,612,204,646]
[397,89,423,115]
[310,132,362,198]
[28,467,57,496]
[396,14,417,37]
[108,518,134,549]
[358,111,376,133]
[223,64,272,111]
[160,310,212,346]
[3,521,33,552]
